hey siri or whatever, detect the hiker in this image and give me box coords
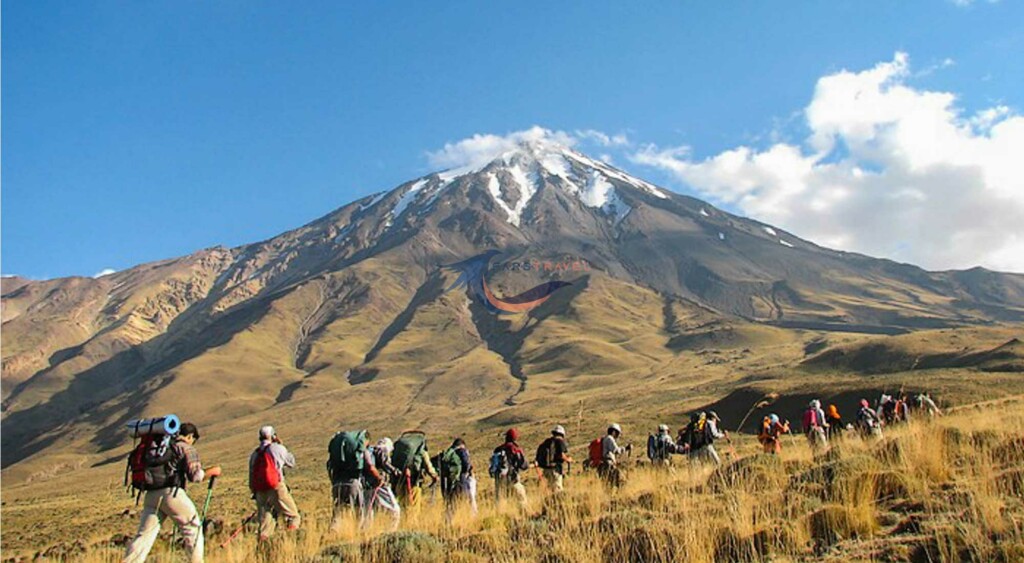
[825,404,844,441]
[915,393,942,417]
[879,394,899,426]
[758,414,790,455]
[439,438,476,516]
[491,428,529,508]
[647,424,681,468]
[366,437,402,530]
[392,431,438,510]
[248,426,300,540]
[856,399,883,440]
[124,422,222,563]
[327,429,378,530]
[536,425,573,492]
[895,395,912,423]
[684,412,727,465]
[803,400,829,452]
[599,423,631,487]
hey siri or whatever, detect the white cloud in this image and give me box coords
[631,52,1024,273]
[426,126,629,171]
[93,268,116,278]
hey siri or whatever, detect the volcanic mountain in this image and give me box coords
[3,139,1023,474]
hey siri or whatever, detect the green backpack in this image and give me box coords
[440,447,463,483]
[392,431,427,475]
[327,430,367,482]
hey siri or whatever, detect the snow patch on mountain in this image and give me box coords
[360,192,387,210]
[763,226,777,236]
[700,208,710,217]
[780,239,794,248]
[563,150,667,199]
[579,172,631,225]
[487,174,522,226]
[386,179,429,228]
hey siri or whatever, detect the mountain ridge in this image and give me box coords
[3,139,1023,472]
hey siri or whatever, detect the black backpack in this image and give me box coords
[126,434,180,493]
[535,437,556,469]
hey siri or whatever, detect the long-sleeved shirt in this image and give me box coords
[601,434,625,464]
[649,433,678,461]
[707,420,727,442]
[173,438,205,485]
[455,446,473,480]
[249,440,296,484]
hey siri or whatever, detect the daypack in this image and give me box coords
[489,449,510,478]
[802,408,819,431]
[439,447,463,485]
[536,437,557,469]
[647,434,672,461]
[683,417,709,450]
[392,431,428,483]
[588,438,603,467]
[327,430,367,482]
[250,445,280,492]
[126,434,179,492]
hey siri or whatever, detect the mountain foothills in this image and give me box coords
[2,139,1024,483]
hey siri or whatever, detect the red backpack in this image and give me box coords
[126,434,178,494]
[250,445,280,492]
[803,408,818,431]
[588,438,603,467]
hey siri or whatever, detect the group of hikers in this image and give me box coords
[759,392,943,455]
[120,391,942,563]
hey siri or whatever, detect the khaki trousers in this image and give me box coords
[123,488,203,563]
[254,482,301,539]
[542,469,564,492]
[495,478,528,509]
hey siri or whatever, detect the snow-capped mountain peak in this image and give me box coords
[383,139,666,229]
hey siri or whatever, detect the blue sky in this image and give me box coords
[3,1,1023,278]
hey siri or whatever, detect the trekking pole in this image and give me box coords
[201,476,217,525]
[219,511,257,549]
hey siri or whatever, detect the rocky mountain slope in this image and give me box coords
[3,139,1023,473]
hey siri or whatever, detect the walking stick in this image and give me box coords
[220,511,257,549]
[201,476,217,524]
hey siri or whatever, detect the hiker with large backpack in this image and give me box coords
[365,438,402,530]
[803,400,829,452]
[124,421,222,563]
[248,425,300,540]
[536,425,573,492]
[491,428,529,508]
[856,399,883,440]
[391,431,438,510]
[689,411,728,465]
[327,429,379,531]
[599,423,631,488]
[439,438,476,516]
[758,414,790,455]
[647,424,681,469]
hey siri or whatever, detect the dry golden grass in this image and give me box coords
[9,397,1024,562]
